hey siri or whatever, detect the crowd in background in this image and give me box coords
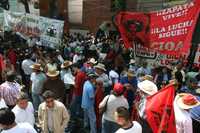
[0,28,199,133]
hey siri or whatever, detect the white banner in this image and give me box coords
[3,10,64,48]
[133,43,200,67]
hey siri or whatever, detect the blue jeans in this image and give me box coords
[101,118,120,133]
[83,107,97,133]
[32,93,43,110]
[70,96,82,118]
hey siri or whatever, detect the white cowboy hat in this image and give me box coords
[94,63,106,71]
[46,69,60,77]
[61,60,73,69]
[88,58,97,64]
[138,80,158,95]
[176,93,200,110]
[129,59,136,64]
[30,63,43,71]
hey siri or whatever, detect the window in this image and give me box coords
[68,0,83,24]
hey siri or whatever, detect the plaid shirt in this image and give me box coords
[0,81,20,106]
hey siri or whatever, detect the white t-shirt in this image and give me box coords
[115,121,142,133]
[99,94,129,122]
[12,102,35,126]
[21,59,35,75]
[2,123,37,133]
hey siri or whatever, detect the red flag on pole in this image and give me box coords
[145,84,176,133]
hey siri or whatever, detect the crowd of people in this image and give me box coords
[0,30,199,133]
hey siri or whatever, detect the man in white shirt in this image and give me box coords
[0,108,37,133]
[21,54,35,76]
[12,92,35,126]
[115,107,142,133]
[21,53,35,92]
[174,93,200,133]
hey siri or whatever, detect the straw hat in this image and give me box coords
[61,60,72,69]
[138,80,158,95]
[46,69,60,77]
[129,59,136,64]
[30,63,43,71]
[176,93,200,110]
[94,63,106,71]
[88,58,97,65]
[142,75,153,81]
[127,70,135,77]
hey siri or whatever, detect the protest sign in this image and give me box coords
[115,0,200,55]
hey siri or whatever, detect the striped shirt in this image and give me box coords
[0,81,20,106]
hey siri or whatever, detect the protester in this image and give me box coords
[155,66,172,89]
[94,63,111,95]
[0,108,37,133]
[115,106,142,133]
[136,80,158,133]
[136,61,151,78]
[61,60,74,105]
[30,63,47,110]
[21,52,35,93]
[0,72,20,109]
[1,58,15,81]
[174,93,200,133]
[43,69,65,103]
[38,90,70,133]
[95,78,104,132]
[70,62,86,118]
[99,83,129,133]
[190,96,200,133]
[81,73,98,133]
[120,70,138,113]
[12,92,35,126]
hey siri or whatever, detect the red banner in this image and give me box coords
[145,84,176,133]
[115,0,200,55]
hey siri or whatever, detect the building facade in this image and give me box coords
[39,0,189,33]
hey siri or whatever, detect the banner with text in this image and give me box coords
[115,0,200,55]
[3,10,64,48]
[133,43,200,68]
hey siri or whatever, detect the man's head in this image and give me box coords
[0,108,15,130]
[6,72,15,82]
[114,107,130,127]
[43,91,55,108]
[17,92,29,110]
[87,73,98,85]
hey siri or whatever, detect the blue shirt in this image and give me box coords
[190,96,200,122]
[120,76,138,109]
[81,80,95,109]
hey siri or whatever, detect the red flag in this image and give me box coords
[115,1,200,55]
[145,84,176,133]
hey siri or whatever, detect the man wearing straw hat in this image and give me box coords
[30,63,47,110]
[174,93,200,133]
[94,63,111,95]
[60,60,74,106]
[42,68,65,103]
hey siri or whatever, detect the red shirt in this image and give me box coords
[74,71,86,96]
[8,49,17,66]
